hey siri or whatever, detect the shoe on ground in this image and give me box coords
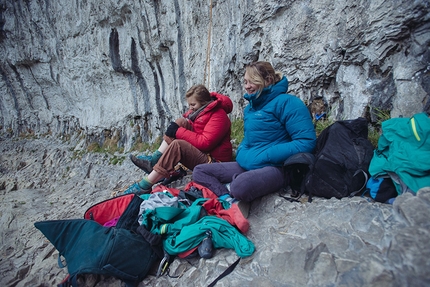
[236,200,250,219]
[137,154,153,161]
[161,167,187,186]
[219,194,250,218]
[130,154,153,174]
[123,182,151,195]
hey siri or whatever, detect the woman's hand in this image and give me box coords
[165,122,180,138]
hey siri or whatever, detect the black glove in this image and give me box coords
[165,122,179,138]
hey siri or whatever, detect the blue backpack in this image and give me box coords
[365,177,397,203]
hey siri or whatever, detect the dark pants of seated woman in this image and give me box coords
[193,162,286,202]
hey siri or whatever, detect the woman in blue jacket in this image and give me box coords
[193,61,316,209]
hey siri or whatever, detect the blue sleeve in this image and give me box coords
[265,96,316,164]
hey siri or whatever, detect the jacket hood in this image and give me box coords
[210,92,233,114]
[183,92,233,118]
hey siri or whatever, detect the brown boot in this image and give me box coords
[130,154,153,174]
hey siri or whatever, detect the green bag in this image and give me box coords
[35,195,159,287]
[34,219,157,286]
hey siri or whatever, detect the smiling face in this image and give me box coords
[244,71,261,95]
[187,94,204,112]
[244,62,279,96]
[185,85,211,112]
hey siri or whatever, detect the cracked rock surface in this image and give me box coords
[1,137,429,286]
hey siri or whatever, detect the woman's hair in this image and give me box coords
[245,61,283,92]
[186,84,212,104]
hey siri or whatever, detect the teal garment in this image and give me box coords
[236,76,316,170]
[163,215,255,258]
[139,196,203,235]
[369,112,430,194]
[139,196,255,258]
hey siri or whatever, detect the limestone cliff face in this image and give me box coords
[0,0,429,149]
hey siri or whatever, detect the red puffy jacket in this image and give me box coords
[175,92,233,162]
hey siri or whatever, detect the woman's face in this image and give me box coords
[244,71,260,95]
[187,94,203,112]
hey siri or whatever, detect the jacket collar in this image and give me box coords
[243,76,289,109]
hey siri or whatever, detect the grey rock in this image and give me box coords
[2,137,429,286]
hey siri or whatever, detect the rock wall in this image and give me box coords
[0,0,429,149]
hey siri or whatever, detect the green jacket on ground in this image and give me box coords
[140,196,255,258]
[369,112,430,194]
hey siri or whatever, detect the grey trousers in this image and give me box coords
[192,162,287,202]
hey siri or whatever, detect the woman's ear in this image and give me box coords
[265,77,273,86]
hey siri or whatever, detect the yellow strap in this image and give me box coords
[160,224,168,235]
[411,117,421,141]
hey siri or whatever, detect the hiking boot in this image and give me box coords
[236,200,250,219]
[130,154,153,174]
[219,194,250,218]
[161,167,188,186]
[137,154,153,161]
[123,182,151,195]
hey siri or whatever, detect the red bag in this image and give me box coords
[84,194,136,226]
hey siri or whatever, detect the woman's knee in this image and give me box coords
[229,174,256,201]
[193,162,241,184]
[192,164,205,180]
[230,167,285,201]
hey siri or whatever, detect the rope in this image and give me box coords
[204,0,213,87]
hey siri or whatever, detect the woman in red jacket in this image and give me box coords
[125,84,233,194]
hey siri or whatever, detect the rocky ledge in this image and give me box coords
[1,137,429,286]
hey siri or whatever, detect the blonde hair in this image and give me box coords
[245,61,283,94]
[185,84,211,105]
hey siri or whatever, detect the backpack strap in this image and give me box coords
[304,166,315,203]
[349,169,369,197]
[278,191,301,203]
[281,153,315,202]
[57,274,77,287]
[57,254,66,268]
[207,258,241,287]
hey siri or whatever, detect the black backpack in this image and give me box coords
[306,117,374,201]
[282,118,374,202]
[281,152,315,202]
